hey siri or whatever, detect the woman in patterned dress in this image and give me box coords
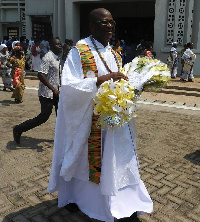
[7,46,26,103]
[0,44,13,91]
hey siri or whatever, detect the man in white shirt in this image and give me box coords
[13,37,62,144]
[47,8,153,222]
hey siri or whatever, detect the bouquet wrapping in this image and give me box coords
[121,57,171,91]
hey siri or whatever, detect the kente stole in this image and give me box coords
[76,44,122,185]
[76,44,101,184]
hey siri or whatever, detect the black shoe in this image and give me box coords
[3,87,6,91]
[65,203,80,213]
[13,127,22,144]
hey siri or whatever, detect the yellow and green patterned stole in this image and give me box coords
[76,44,101,184]
[76,44,98,78]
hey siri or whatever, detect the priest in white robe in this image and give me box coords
[47,8,153,222]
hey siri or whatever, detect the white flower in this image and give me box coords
[112,104,123,112]
[123,105,136,115]
[122,87,129,93]
[108,95,117,101]
[108,79,116,93]
[125,99,134,105]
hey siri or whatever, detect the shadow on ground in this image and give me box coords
[184,150,200,166]
[2,199,95,222]
[0,99,15,106]
[7,136,54,152]
[165,85,200,92]
[156,87,200,97]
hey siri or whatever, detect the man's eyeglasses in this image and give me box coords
[95,20,116,26]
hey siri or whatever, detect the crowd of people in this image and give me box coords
[112,38,156,66]
[0,36,73,103]
[111,38,196,83]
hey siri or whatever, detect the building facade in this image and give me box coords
[0,0,25,40]
[0,0,200,74]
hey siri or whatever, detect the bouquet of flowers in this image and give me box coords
[121,57,171,91]
[93,79,137,129]
[94,57,171,129]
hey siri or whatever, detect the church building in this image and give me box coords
[0,0,199,74]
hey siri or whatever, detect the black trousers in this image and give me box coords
[15,96,58,133]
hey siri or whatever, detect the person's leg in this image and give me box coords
[13,96,53,143]
[188,67,194,82]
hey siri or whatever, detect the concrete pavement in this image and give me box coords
[0,74,200,222]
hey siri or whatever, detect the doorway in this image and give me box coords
[31,16,53,40]
[79,1,155,46]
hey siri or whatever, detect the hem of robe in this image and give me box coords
[53,177,153,222]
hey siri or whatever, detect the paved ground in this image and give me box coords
[0,73,200,222]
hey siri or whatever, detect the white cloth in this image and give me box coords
[31,46,41,72]
[182,48,196,62]
[168,47,177,61]
[47,36,153,221]
[167,47,178,78]
[180,48,196,79]
[12,40,20,48]
[0,44,7,51]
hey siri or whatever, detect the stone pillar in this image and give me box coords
[57,0,66,43]
[53,0,58,37]
[192,0,200,50]
[25,15,32,40]
[184,0,194,44]
[154,0,169,62]
[65,0,80,44]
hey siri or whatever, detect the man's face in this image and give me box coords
[90,11,115,44]
[51,39,63,55]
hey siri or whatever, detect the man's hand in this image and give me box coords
[96,72,128,87]
[52,89,60,98]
